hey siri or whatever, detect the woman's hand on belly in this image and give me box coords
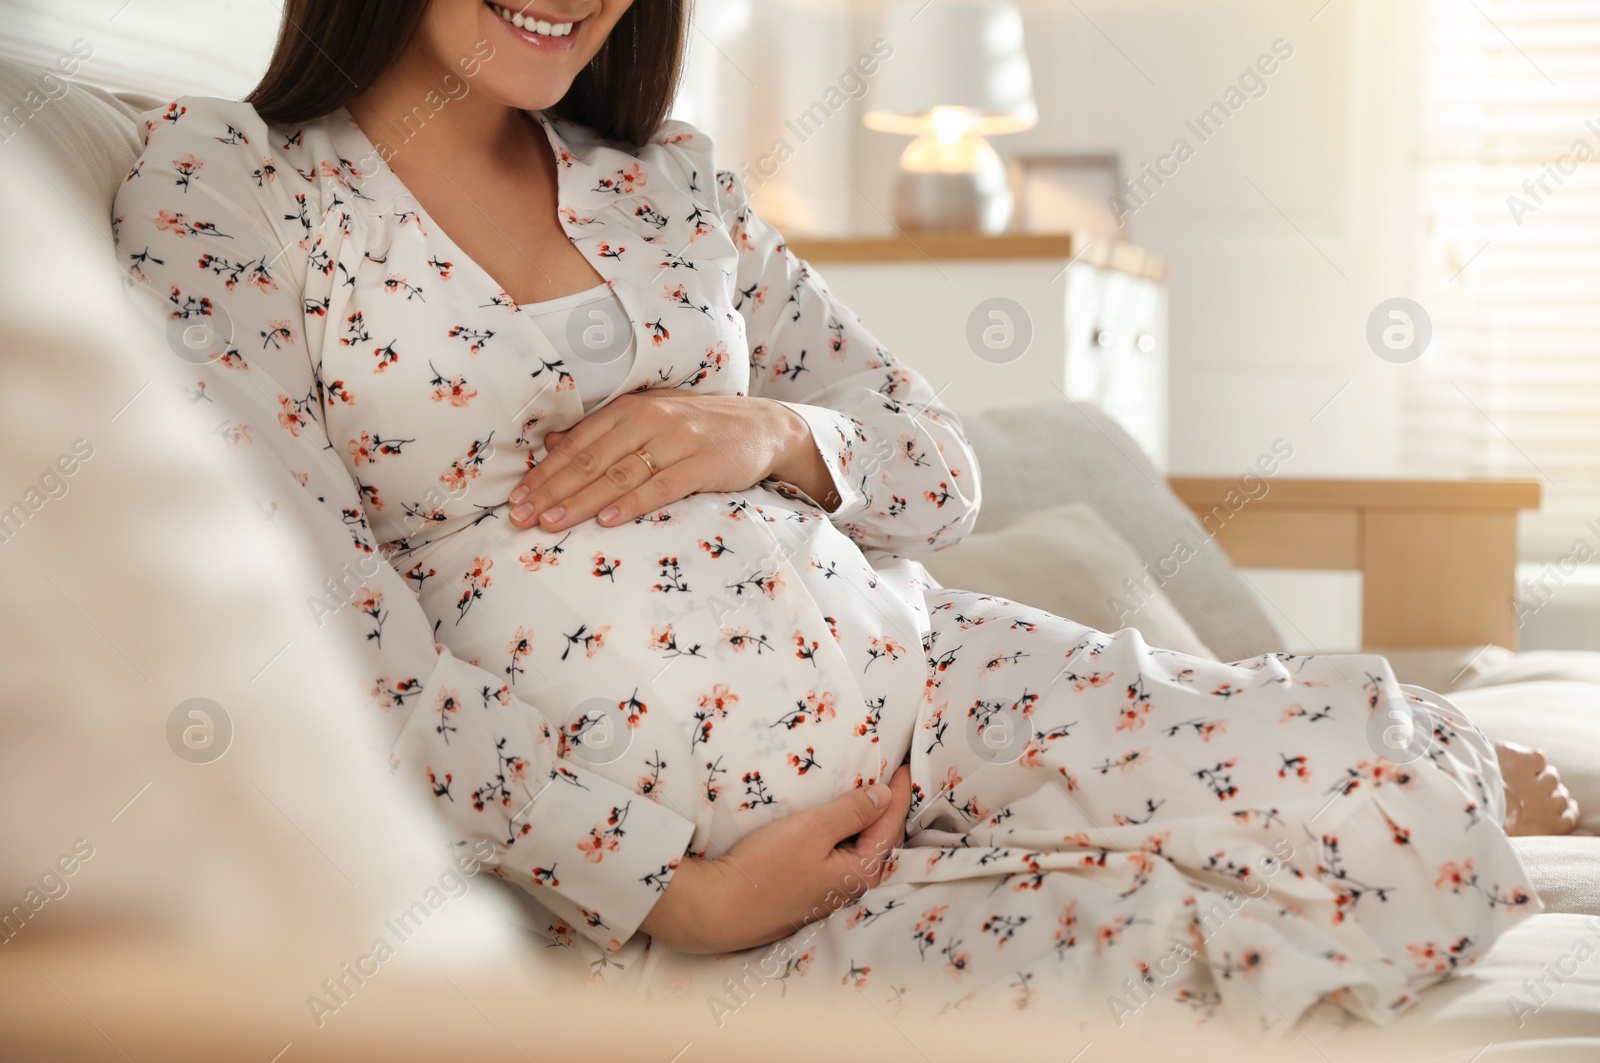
[639,764,913,955]
[507,392,838,533]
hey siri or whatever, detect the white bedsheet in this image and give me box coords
[1329,914,1600,1059]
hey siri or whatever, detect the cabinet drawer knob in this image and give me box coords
[1094,329,1115,348]
[1136,333,1156,353]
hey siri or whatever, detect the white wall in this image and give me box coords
[673,0,872,235]
[884,0,1426,480]
[681,0,1431,481]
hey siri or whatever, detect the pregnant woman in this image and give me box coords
[115,0,1578,1032]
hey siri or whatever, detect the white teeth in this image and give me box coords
[492,5,575,36]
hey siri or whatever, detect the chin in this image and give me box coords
[466,2,600,110]
[474,73,580,114]
[419,0,614,111]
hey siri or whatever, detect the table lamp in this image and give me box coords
[865,0,1037,234]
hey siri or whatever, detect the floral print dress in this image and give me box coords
[113,96,1538,1033]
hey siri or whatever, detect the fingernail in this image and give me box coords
[865,784,889,809]
[511,503,534,524]
[599,505,620,524]
[510,485,530,505]
[541,506,565,524]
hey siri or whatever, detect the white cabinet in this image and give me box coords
[786,233,1168,468]
[1062,261,1168,468]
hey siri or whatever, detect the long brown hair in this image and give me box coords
[246,1,690,146]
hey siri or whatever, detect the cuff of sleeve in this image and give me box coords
[766,400,871,521]
[495,765,697,953]
[399,652,696,954]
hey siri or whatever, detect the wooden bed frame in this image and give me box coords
[1168,477,1542,650]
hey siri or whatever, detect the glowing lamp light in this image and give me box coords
[865,1,1037,234]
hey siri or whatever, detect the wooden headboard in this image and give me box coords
[1168,477,1541,650]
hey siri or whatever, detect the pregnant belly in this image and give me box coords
[396,488,927,855]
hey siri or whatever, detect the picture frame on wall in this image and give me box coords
[1010,153,1127,241]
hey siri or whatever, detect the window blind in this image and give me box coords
[1410,0,1600,553]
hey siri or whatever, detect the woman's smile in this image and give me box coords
[486,2,583,51]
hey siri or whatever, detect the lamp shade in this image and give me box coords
[865,1,1037,135]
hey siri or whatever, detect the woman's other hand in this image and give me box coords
[639,763,914,955]
[507,392,838,531]
[1498,741,1581,836]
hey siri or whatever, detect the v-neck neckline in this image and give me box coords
[328,105,654,417]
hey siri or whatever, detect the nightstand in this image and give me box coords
[785,232,1169,468]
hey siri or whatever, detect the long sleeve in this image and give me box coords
[661,128,981,557]
[113,98,693,952]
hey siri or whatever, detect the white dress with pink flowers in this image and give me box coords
[113,96,1538,1033]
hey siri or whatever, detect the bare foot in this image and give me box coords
[1496,741,1581,836]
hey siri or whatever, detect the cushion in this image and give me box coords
[0,56,147,239]
[961,399,1283,661]
[919,502,1217,658]
[1448,681,1600,833]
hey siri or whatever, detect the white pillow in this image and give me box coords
[1367,644,1600,696]
[920,503,1218,659]
[963,402,1283,660]
[1458,649,1600,690]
